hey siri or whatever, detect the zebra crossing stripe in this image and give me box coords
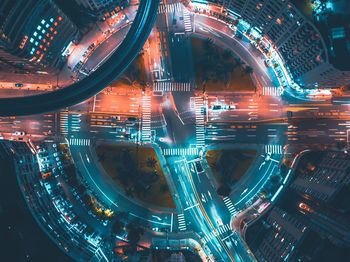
[162,147,199,156]
[141,96,152,143]
[60,109,69,135]
[69,138,91,146]
[262,86,283,96]
[264,144,283,155]
[194,97,205,147]
[203,224,232,244]
[158,3,182,14]
[178,214,186,231]
[183,9,192,32]
[153,82,191,92]
[223,197,236,216]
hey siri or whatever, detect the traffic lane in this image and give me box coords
[162,103,195,146]
[288,118,350,144]
[206,123,288,145]
[169,158,233,261]
[0,113,55,137]
[92,88,142,114]
[186,157,232,226]
[231,157,281,211]
[207,95,283,122]
[69,146,173,229]
[168,33,194,82]
[177,157,246,262]
[81,25,130,73]
[193,15,276,88]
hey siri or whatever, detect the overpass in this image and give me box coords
[0,0,159,116]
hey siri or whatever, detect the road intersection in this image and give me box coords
[1,1,350,261]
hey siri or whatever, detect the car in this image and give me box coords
[13,131,26,136]
[212,104,222,110]
[15,83,23,87]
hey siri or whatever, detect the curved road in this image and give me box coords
[0,0,159,116]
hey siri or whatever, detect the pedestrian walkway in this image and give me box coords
[177,213,186,231]
[71,113,81,132]
[162,147,199,156]
[264,144,283,155]
[194,97,205,147]
[93,247,108,262]
[153,82,191,92]
[59,109,69,135]
[158,3,182,14]
[262,86,283,96]
[183,9,193,32]
[202,224,232,244]
[69,138,91,146]
[223,197,237,216]
[141,96,152,143]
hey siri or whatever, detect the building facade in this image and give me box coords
[73,0,128,20]
[204,0,350,88]
[0,0,79,73]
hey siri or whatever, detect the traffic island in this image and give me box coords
[191,37,256,92]
[206,149,256,196]
[110,54,147,90]
[96,144,176,209]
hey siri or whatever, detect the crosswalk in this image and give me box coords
[59,109,69,135]
[223,197,237,216]
[141,96,152,143]
[264,144,283,155]
[183,9,192,32]
[202,224,232,244]
[162,147,199,156]
[158,3,182,14]
[262,86,284,96]
[71,113,81,132]
[153,82,191,92]
[69,138,91,146]
[194,97,205,147]
[177,213,186,231]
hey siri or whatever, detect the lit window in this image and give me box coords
[35,41,39,46]
[30,38,34,43]
[58,16,63,21]
[42,29,45,34]
[46,24,50,28]
[41,19,45,24]
[33,32,38,37]
[50,18,54,23]
[31,48,35,52]
[38,35,42,40]
[30,51,34,55]
[37,25,42,30]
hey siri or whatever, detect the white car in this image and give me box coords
[14,131,26,136]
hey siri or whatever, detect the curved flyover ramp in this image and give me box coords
[0,0,159,116]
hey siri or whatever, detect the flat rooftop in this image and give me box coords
[292,0,350,71]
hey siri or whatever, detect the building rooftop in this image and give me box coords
[292,0,350,71]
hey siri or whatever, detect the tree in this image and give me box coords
[125,188,134,198]
[217,184,232,197]
[223,49,233,61]
[97,152,106,162]
[336,141,347,150]
[146,157,157,169]
[111,217,124,236]
[126,223,145,253]
[244,66,254,75]
[234,57,245,68]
